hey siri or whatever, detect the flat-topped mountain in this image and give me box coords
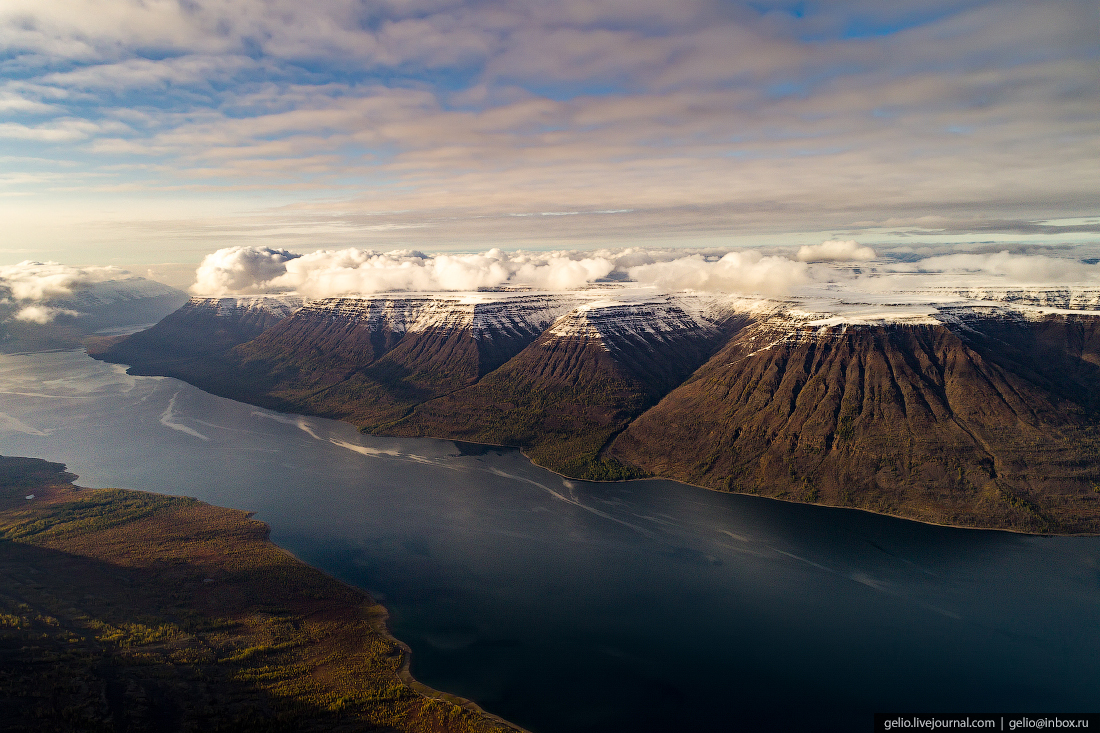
[388,296,738,478]
[93,286,1100,532]
[611,310,1100,533]
[89,295,303,401]
[231,293,581,424]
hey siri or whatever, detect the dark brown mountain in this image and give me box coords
[609,310,1100,533]
[90,295,301,401]
[386,300,742,479]
[93,292,1100,532]
[229,294,580,423]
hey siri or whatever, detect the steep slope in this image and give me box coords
[91,284,1100,532]
[231,294,580,423]
[610,312,1100,533]
[92,296,302,397]
[389,297,743,479]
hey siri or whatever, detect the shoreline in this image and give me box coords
[266,540,532,733]
[390,432,1099,538]
[0,453,525,732]
[84,334,1096,538]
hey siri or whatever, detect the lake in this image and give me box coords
[2,349,1098,731]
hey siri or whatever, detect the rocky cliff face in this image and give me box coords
[94,287,1100,532]
[107,295,301,359]
[228,293,581,423]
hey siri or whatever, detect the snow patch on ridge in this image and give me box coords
[185,295,305,319]
[195,281,1100,342]
[546,294,717,346]
[298,293,582,338]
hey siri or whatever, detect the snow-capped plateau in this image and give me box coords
[296,293,582,339]
[197,278,1100,343]
[545,296,716,343]
[185,295,305,320]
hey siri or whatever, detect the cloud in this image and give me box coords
[190,246,301,296]
[886,251,1100,283]
[0,260,126,301]
[627,251,808,295]
[181,244,1100,302]
[190,246,617,296]
[12,304,79,324]
[2,0,1097,253]
[0,119,114,142]
[795,240,876,262]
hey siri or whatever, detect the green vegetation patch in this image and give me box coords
[1,489,196,541]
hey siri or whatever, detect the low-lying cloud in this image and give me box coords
[796,240,877,263]
[189,245,819,297]
[0,261,127,323]
[190,242,1100,299]
[276,249,616,296]
[12,305,81,324]
[0,261,125,301]
[191,247,300,296]
[627,251,809,296]
[882,251,1100,284]
[191,246,620,296]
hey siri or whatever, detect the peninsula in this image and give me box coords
[0,454,519,733]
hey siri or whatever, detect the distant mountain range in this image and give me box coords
[0,278,188,353]
[91,286,1100,534]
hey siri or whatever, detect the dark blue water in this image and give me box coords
[2,350,1098,731]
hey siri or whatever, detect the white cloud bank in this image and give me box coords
[191,246,300,296]
[0,261,125,301]
[190,245,816,297]
[627,251,808,296]
[191,247,620,296]
[188,243,1100,300]
[0,261,127,322]
[12,305,81,324]
[796,240,877,262]
[274,249,617,296]
[888,251,1099,283]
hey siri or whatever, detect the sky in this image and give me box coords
[1,0,1098,279]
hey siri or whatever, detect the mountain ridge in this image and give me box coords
[92,288,1100,533]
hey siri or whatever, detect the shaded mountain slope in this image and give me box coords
[92,290,1100,532]
[387,300,741,480]
[230,295,579,424]
[610,315,1100,533]
[91,296,300,398]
